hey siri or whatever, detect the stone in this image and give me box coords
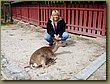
[30,25,36,32]
[1,64,31,80]
[24,23,31,30]
[13,19,19,24]
[17,21,22,28]
[17,21,25,28]
[1,54,9,67]
[34,74,54,80]
[69,53,106,80]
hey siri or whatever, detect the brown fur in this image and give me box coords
[30,46,54,68]
[25,40,66,69]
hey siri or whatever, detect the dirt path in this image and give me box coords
[1,25,106,80]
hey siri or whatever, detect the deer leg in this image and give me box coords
[41,57,47,68]
[41,61,48,69]
[31,63,39,69]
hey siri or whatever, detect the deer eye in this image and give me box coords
[60,41,63,44]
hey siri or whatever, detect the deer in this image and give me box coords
[24,39,66,69]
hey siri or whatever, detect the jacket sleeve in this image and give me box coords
[59,19,66,36]
[47,20,55,37]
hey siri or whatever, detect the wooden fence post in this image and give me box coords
[102,4,106,36]
[38,3,40,25]
[64,1,66,23]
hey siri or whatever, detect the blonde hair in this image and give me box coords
[52,10,60,16]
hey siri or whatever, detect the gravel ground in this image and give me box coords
[1,25,106,80]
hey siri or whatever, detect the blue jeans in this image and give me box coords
[44,32,69,44]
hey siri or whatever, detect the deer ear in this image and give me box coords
[53,42,56,45]
[53,38,57,42]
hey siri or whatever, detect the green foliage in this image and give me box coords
[31,1,38,4]
[28,1,103,5]
[1,23,14,26]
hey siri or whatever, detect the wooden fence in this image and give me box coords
[12,2,106,37]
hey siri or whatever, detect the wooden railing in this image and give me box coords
[12,2,106,37]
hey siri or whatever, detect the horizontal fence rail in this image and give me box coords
[12,3,106,37]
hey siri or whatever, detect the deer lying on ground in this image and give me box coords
[24,39,66,69]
